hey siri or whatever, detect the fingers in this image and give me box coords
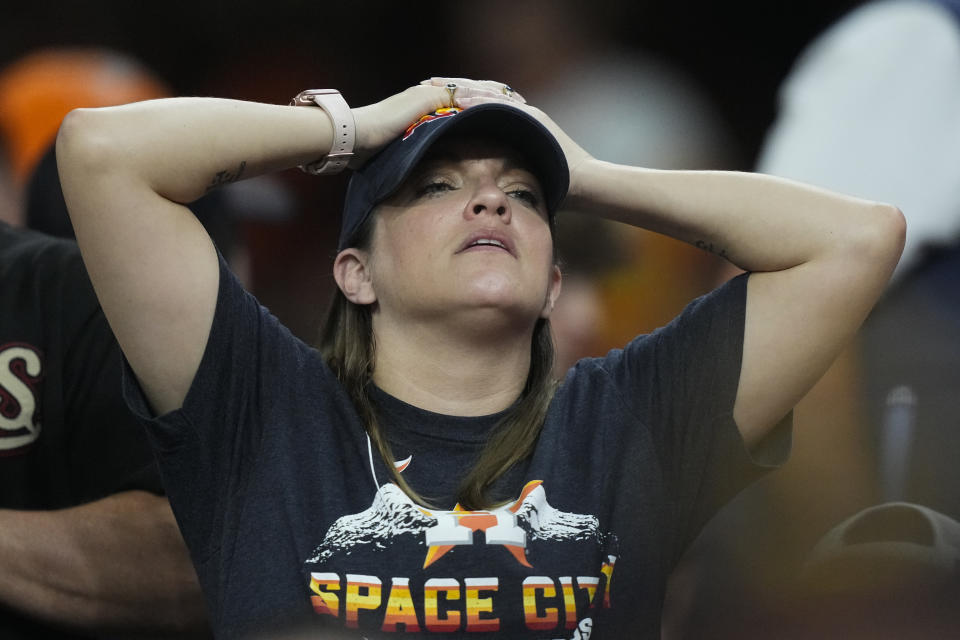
[419,77,527,106]
[405,83,454,112]
[349,85,451,167]
[455,95,522,110]
[349,80,530,170]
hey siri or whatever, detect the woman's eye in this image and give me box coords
[416,181,454,197]
[508,189,541,208]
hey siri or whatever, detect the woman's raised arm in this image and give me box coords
[521,102,906,448]
[56,86,453,414]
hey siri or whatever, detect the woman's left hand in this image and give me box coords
[510,103,593,196]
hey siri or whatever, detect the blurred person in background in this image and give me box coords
[668,1,960,636]
[0,146,209,639]
[1,46,298,288]
[0,47,170,187]
[0,48,211,638]
[0,47,170,227]
[766,0,960,520]
[796,501,960,636]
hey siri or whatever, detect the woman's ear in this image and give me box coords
[333,249,377,305]
[540,264,563,319]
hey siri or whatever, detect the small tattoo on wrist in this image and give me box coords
[206,160,247,191]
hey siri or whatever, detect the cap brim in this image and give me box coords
[340,103,568,250]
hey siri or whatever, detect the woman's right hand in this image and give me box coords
[349,85,450,168]
[349,79,529,168]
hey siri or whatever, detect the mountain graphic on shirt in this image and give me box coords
[305,484,434,564]
[304,480,602,568]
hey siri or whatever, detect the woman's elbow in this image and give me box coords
[56,107,123,178]
[841,202,907,271]
[870,202,907,266]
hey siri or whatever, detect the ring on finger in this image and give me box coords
[445,82,458,104]
[502,84,515,96]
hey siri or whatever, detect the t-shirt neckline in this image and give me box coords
[369,385,510,444]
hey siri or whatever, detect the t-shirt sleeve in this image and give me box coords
[121,252,282,560]
[601,273,791,557]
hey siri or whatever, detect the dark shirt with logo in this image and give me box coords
[0,221,162,637]
[124,254,789,639]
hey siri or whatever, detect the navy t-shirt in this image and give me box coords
[124,255,789,639]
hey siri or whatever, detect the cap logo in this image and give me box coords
[402,107,462,140]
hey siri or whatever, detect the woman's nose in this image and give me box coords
[466,185,511,222]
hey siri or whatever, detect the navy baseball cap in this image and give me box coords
[338,103,569,250]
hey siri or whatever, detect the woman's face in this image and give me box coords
[354,136,561,331]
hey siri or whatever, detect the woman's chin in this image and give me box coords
[457,274,521,306]
[450,293,543,331]
[447,270,549,318]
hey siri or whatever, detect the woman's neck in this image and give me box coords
[370,316,534,417]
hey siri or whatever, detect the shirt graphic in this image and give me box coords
[304,479,618,637]
[0,343,42,454]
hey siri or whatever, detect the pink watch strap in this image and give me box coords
[290,89,355,175]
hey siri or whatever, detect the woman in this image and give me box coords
[56,78,904,638]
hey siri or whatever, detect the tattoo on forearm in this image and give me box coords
[694,239,729,259]
[206,161,247,192]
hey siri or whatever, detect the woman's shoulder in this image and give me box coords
[204,253,336,386]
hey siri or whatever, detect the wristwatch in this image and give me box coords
[290,89,355,175]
